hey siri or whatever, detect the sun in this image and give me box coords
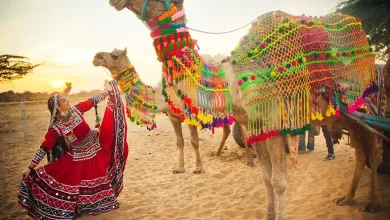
[50,80,67,90]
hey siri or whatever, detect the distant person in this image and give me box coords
[298,128,315,153]
[322,125,335,160]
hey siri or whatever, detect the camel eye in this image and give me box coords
[111,54,119,60]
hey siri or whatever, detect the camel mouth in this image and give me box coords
[92,55,106,67]
[109,0,128,11]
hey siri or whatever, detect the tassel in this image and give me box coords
[311,112,317,121]
[94,105,101,129]
[325,105,336,117]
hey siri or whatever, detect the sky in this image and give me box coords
[0,0,349,93]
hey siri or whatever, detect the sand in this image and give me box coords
[0,99,389,220]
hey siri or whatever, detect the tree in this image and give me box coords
[0,54,43,82]
[336,0,390,60]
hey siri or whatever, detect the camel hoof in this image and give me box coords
[335,196,355,206]
[193,168,204,174]
[172,168,185,174]
[262,213,276,220]
[211,151,221,156]
[361,201,380,213]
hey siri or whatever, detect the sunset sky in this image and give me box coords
[0,0,363,93]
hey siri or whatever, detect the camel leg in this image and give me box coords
[168,114,185,174]
[187,124,204,174]
[215,124,231,156]
[335,146,366,206]
[361,135,381,213]
[252,141,276,220]
[240,124,254,167]
[266,136,288,220]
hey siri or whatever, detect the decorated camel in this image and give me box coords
[234,61,389,214]
[108,0,383,218]
[93,49,234,174]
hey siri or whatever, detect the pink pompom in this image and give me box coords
[228,117,234,125]
[335,110,340,117]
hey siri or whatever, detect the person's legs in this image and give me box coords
[307,128,315,151]
[322,125,335,160]
[298,133,306,152]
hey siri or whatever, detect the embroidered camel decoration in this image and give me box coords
[108,0,384,218]
[93,49,233,174]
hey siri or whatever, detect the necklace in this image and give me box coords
[57,111,72,123]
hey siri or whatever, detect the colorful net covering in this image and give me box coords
[230,11,375,145]
[112,65,158,130]
[151,7,234,131]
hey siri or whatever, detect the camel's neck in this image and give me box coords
[149,7,198,63]
[114,65,152,92]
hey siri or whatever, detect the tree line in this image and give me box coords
[0,90,104,103]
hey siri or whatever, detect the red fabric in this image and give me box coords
[19,89,128,219]
[41,129,58,151]
[75,99,94,113]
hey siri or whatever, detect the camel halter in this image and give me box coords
[140,0,171,21]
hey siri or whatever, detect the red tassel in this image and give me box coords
[191,107,198,115]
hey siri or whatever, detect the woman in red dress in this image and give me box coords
[18,80,128,219]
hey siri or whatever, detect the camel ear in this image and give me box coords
[123,47,127,56]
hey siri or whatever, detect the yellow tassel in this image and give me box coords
[325,105,336,117]
[311,112,317,121]
[316,112,324,121]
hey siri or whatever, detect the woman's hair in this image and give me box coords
[47,95,56,115]
[45,95,69,163]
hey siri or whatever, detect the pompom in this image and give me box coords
[260,43,265,48]
[291,60,297,66]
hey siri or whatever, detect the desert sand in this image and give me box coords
[0,98,389,220]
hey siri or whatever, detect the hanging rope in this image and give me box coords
[187,17,259,34]
[185,11,282,35]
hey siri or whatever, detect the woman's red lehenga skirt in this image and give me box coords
[18,87,128,220]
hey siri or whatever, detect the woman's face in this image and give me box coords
[57,95,70,112]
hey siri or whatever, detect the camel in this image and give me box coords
[108,0,383,218]
[92,48,235,174]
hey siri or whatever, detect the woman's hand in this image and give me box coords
[22,168,31,180]
[104,80,114,92]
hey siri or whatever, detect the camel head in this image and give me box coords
[310,86,345,144]
[109,0,185,26]
[93,48,131,74]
